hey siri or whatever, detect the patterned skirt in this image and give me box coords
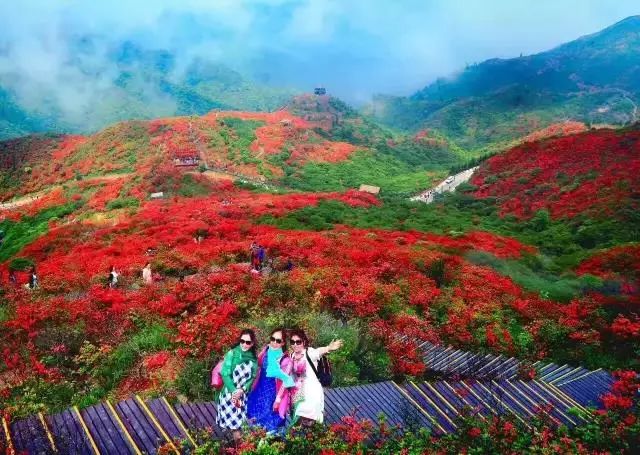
[216,361,254,430]
[246,369,286,433]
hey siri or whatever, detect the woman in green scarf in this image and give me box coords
[216,329,258,441]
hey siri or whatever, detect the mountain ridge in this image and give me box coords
[0,40,297,141]
[368,15,640,154]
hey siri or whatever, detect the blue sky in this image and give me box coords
[1,0,639,109]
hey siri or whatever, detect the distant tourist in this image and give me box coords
[285,259,294,272]
[108,265,119,288]
[142,263,152,284]
[289,329,342,426]
[27,267,38,290]
[247,328,294,435]
[9,270,17,286]
[250,241,260,271]
[257,245,266,271]
[216,329,258,442]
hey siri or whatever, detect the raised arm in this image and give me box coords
[316,339,343,357]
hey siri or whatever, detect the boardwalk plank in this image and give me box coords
[116,399,158,454]
[147,398,184,441]
[82,404,120,454]
[94,403,133,455]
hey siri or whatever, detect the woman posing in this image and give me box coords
[246,328,295,434]
[216,329,258,442]
[289,329,342,426]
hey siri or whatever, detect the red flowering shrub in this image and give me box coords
[473,128,640,219]
[577,245,640,305]
[176,300,239,357]
[87,178,126,210]
[142,351,170,370]
[329,414,374,445]
[611,315,640,339]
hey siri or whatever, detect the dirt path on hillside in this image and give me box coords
[195,169,285,193]
[0,189,51,210]
[0,173,133,210]
[411,166,479,204]
[188,121,210,169]
[197,170,236,181]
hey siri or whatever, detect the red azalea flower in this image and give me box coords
[468,427,482,438]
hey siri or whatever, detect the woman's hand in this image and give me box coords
[232,388,244,400]
[328,339,343,352]
[273,398,281,411]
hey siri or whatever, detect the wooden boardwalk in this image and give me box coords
[2,346,612,454]
[416,341,613,408]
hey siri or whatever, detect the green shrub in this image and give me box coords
[105,196,140,210]
[177,174,211,197]
[5,379,76,417]
[424,258,447,288]
[9,256,35,271]
[0,303,10,323]
[93,322,173,390]
[0,202,79,262]
[175,358,216,402]
[283,151,439,195]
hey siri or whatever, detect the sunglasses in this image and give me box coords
[291,339,304,345]
[270,336,283,344]
[240,339,253,345]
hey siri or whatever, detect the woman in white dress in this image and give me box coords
[108,265,119,288]
[142,263,152,284]
[289,329,342,426]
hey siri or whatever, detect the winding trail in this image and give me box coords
[608,88,637,123]
[411,166,479,204]
[0,173,132,211]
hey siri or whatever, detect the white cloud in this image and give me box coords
[283,0,343,42]
[0,0,638,114]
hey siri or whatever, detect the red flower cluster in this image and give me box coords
[610,315,640,339]
[601,370,640,411]
[329,414,374,445]
[142,351,170,370]
[577,245,640,306]
[578,244,640,280]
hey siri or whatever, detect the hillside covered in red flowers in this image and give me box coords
[0,110,357,201]
[471,125,640,220]
[0,113,638,427]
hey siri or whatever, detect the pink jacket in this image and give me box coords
[252,347,293,418]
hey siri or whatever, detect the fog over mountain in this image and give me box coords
[0,0,638,124]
